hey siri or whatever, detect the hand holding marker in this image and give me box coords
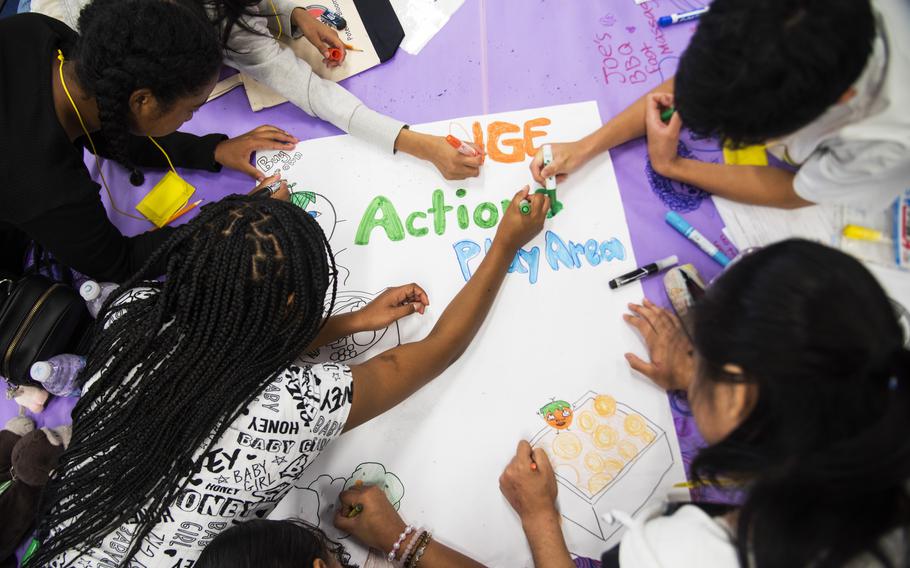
[445,134,481,157]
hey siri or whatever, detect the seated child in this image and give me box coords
[533,0,909,210]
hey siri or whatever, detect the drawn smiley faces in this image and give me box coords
[540,400,574,430]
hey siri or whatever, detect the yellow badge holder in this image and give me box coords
[135,137,195,227]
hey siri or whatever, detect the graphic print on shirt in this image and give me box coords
[50,357,353,568]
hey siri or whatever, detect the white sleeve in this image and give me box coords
[619,505,739,568]
[225,9,406,154]
[793,140,910,211]
[266,0,307,39]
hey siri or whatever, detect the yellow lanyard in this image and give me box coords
[57,50,179,222]
[268,0,283,40]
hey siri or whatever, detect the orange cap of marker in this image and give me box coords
[327,47,344,61]
[445,134,480,157]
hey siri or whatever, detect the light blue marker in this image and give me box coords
[658,6,709,27]
[665,211,731,267]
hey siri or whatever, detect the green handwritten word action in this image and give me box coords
[355,189,520,245]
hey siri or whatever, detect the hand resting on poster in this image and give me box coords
[344,186,549,431]
[333,483,487,567]
[622,299,695,392]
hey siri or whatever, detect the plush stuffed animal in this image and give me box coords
[0,416,70,565]
[9,385,50,415]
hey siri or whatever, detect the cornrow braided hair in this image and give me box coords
[33,195,337,566]
[73,0,222,185]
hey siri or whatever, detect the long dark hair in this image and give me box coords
[193,0,274,51]
[690,240,910,567]
[196,519,357,568]
[33,196,337,566]
[73,0,222,185]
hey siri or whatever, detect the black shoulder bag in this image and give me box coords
[0,273,90,387]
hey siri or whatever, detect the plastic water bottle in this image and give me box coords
[79,280,118,318]
[30,354,85,397]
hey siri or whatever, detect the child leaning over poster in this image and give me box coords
[29,0,483,181]
[29,189,549,567]
[532,0,910,211]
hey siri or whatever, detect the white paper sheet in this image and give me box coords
[389,0,464,54]
[259,102,687,566]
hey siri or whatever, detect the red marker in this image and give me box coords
[445,134,480,157]
[327,47,344,62]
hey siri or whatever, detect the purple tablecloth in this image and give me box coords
[1,3,735,546]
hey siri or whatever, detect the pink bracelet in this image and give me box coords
[397,527,424,567]
[387,525,415,562]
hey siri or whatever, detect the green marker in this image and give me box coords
[660,106,675,123]
[21,538,40,565]
[519,199,531,215]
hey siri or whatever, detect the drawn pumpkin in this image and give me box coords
[539,400,574,430]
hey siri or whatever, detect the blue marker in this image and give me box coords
[658,6,709,27]
[665,211,731,267]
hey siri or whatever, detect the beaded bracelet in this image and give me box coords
[401,531,427,567]
[397,527,424,566]
[387,525,414,562]
[404,531,432,568]
[412,533,432,568]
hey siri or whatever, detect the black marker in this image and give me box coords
[609,255,678,290]
[680,269,705,300]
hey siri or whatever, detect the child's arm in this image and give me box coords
[303,285,429,353]
[530,77,675,185]
[344,188,550,431]
[335,484,487,568]
[500,441,576,568]
[645,93,811,209]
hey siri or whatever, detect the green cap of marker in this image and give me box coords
[519,199,531,215]
[660,106,676,123]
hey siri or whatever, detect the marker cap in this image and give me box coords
[665,211,690,234]
[655,255,679,271]
[657,15,673,26]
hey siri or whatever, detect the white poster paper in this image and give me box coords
[389,0,464,54]
[259,102,687,567]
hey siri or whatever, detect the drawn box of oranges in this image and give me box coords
[531,391,674,541]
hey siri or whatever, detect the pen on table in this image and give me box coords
[445,134,481,157]
[346,503,364,518]
[843,224,891,243]
[609,255,678,290]
[665,211,732,267]
[658,6,709,27]
[674,478,736,489]
[343,42,363,52]
[156,199,202,229]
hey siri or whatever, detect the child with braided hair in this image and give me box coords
[0,0,296,282]
[29,0,485,181]
[31,188,550,567]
